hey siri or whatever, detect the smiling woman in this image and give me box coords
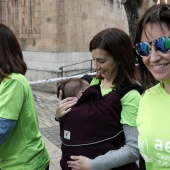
[56,27,143,170]
[134,3,170,170]
[141,23,170,84]
[92,48,119,84]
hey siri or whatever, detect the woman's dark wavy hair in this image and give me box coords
[89,28,139,88]
[0,24,27,82]
[134,3,170,90]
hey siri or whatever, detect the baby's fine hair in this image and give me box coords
[57,78,89,99]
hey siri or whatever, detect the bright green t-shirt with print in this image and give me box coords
[90,78,141,127]
[137,83,170,170]
[0,73,50,170]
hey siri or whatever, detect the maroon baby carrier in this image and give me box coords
[60,83,143,170]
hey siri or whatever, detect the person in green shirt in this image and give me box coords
[0,24,50,170]
[134,3,170,170]
[56,28,142,170]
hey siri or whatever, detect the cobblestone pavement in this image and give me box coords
[32,90,61,170]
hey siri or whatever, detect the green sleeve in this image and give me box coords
[0,78,25,120]
[120,89,141,127]
[90,77,100,86]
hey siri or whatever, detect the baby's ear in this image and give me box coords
[56,83,61,98]
[77,91,84,99]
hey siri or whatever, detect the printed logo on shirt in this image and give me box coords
[155,139,170,167]
[64,130,70,140]
[139,137,170,168]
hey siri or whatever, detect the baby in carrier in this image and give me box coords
[56,77,138,170]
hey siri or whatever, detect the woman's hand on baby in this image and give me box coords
[56,90,78,118]
[67,156,90,170]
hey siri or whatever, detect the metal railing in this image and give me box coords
[59,59,94,77]
[29,72,96,85]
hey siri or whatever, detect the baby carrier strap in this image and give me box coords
[81,74,95,83]
[115,83,143,99]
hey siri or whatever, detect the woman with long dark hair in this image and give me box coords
[0,24,50,170]
[57,28,142,170]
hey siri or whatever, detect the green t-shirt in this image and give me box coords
[0,73,50,170]
[90,78,141,126]
[137,83,170,170]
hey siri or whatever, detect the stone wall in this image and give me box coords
[24,51,92,80]
[0,0,128,53]
[0,0,159,81]
[138,0,155,18]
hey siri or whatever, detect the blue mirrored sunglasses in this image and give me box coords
[135,36,170,57]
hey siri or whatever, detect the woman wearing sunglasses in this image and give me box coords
[135,3,170,170]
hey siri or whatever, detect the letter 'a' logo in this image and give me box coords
[64,130,70,140]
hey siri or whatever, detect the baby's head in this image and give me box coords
[57,78,90,99]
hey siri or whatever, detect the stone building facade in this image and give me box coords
[0,0,159,81]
